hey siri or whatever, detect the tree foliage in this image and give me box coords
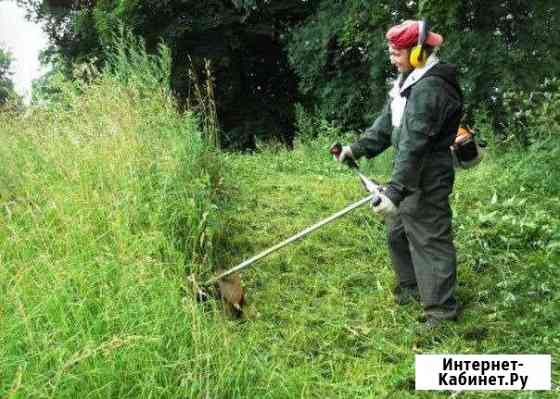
[287,0,560,130]
[0,48,17,106]
[19,0,560,142]
[287,0,414,129]
[20,0,317,147]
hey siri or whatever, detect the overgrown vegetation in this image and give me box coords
[502,77,560,146]
[0,34,234,397]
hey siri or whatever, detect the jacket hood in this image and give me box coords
[423,63,462,98]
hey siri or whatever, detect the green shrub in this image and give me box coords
[503,77,560,146]
[294,103,347,144]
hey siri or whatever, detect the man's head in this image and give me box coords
[386,20,443,72]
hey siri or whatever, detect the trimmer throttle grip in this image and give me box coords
[330,142,381,207]
[329,142,359,169]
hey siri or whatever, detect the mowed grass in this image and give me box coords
[210,134,560,398]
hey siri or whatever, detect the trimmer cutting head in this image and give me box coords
[215,270,245,318]
[191,272,245,318]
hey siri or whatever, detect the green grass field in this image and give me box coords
[1,41,559,398]
[209,135,560,398]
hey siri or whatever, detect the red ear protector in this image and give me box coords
[410,19,429,68]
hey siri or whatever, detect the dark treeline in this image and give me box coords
[19,0,560,147]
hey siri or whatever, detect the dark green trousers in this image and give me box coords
[387,156,459,320]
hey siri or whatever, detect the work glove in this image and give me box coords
[371,188,398,219]
[333,145,354,164]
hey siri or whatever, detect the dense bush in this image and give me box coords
[286,1,401,129]
[502,77,560,146]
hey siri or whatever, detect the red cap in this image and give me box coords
[386,20,443,49]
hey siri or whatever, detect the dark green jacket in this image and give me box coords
[350,63,463,205]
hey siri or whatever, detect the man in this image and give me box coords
[335,20,463,331]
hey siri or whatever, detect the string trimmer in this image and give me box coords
[198,143,382,313]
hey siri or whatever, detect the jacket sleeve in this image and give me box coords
[386,78,443,205]
[349,101,392,160]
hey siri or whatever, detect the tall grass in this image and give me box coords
[0,33,241,398]
[187,57,221,150]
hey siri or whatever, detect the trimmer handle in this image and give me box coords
[329,142,359,169]
[330,142,382,207]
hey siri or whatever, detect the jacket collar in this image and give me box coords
[399,54,440,94]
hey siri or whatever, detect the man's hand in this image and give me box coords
[333,145,354,163]
[371,188,398,219]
